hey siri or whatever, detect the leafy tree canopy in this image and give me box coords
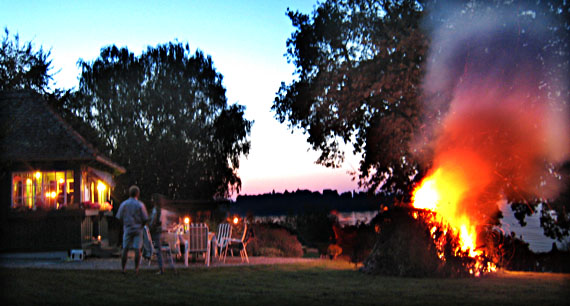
[273,0,427,196]
[69,42,252,201]
[0,28,52,94]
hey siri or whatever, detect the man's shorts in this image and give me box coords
[123,230,143,250]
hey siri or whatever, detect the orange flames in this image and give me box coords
[412,169,480,257]
[411,150,498,275]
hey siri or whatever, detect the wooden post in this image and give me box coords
[73,166,82,206]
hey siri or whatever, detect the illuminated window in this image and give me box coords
[11,171,74,210]
[80,171,111,209]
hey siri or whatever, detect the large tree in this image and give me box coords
[273,0,427,197]
[70,43,251,200]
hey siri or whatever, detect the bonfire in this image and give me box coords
[362,3,569,277]
[411,168,497,276]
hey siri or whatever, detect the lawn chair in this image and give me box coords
[216,223,232,260]
[143,226,176,272]
[223,222,251,263]
[184,223,211,267]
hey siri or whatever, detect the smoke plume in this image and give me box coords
[419,2,569,222]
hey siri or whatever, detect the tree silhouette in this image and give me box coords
[71,43,252,201]
[273,0,427,197]
[0,28,52,94]
[233,189,381,216]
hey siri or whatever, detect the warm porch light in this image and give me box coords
[233,216,239,224]
[97,181,106,191]
[35,172,41,179]
[184,217,190,232]
[59,178,64,184]
[26,178,32,184]
[50,191,56,198]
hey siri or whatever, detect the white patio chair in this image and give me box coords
[216,223,232,260]
[223,222,250,263]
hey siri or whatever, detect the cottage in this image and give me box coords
[0,91,125,252]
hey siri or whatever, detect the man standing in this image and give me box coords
[116,185,148,274]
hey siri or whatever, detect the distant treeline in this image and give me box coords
[231,189,389,216]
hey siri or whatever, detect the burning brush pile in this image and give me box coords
[363,3,569,277]
[361,206,497,277]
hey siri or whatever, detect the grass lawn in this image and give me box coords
[1,260,568,305]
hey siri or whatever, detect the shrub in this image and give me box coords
[283,211,336,255]
[362,207,498,277]
[333,223,376,264]
[247,223,304,257]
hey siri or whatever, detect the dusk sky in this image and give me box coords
[1,0,362,197]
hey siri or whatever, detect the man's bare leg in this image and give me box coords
[121,248,129,274]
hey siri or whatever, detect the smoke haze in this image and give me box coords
[419,2,569,222]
